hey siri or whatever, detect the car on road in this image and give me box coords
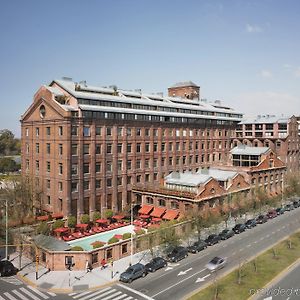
[205,256,227,272]
[276,207,285,215]
[266,209,277,219]
[245,219,257,229]
[293,200,300,208]
[218,229,235,240]
[119,263,147,283]
[284,204,294,211]
[166,246,188,262]
[256,215,268,224]
[0,260,18,277]
[145,257,167,272]
[232,223,246,234]
[205,234,221,246]
[187,240,207,253]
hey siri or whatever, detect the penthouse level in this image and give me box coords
[21,78,242,220]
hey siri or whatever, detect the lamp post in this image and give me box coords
[0,198,8,260]
[130,201,133,266]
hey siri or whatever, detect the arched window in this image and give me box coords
[159,199,166,206]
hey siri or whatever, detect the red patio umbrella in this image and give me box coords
[51,213,64,219]
[112,215,125,220]
[96,219,109,224]
[53,227,69,233]
[76,223,88,229]
[139,214,150,219]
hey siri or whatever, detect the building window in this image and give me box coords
[58,182,63,192]
[47,195,51,204]
[153,143,158,152]
[145,159,149,168]
[59,144,63,155]
[106,161,112,172]
[59,163,63,175]
[46,143,50,154]
[127,144,132,153]
[94,144,101,154]
[136,128,141,136]
[36,127,39,137]
[83,126,90,136]
[83,181,90,190]
[46,127,50,136]
[145,143,150,152]
[153,129,158,136]
[106,127,112,136]
[58,126,63,136]
[136,175,141,183]
[136,143,141,152]
[136,160,141,169]
[71,164,78,175]
[72,144,78,156]
[71,126,78,136]
[171,201,179,209]
[107,178,112,187]
[145,174,150,182]
[83,144,90,155]
[92,253,98,264]
[127,128,132,136]
[47,161,50,173]
[161,143,165,152]
[71,182,78,192]
[95,126,101,135]
[83,163,90,174]
[25,128,29,137]
[117,143,122,153]
[127,160,132,170]
[154,173,158,181]
[117,177,122,185]
[127,176,132,185]
[159,199,166,206]
[36,160,40,172]
[117,127,123,136]
[106,144,112,154]
[36,143,39,154]
[47,179,50,189]
[145,128,150,136]
[95,163,101,173]
[121,244,128,254]
[25,159,29,171]
[117,160,122,171]
[96,179,101,189]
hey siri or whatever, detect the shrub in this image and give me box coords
[68,216,77,228]
[92,241,105,249]
[108,236,119,244]
[70,246,84,251]
[81,214,90,224]
[122,232,132,240]
[52,219,65,230]
[104,209,113,219]
[93,211,101,222]
[135,229,146,235]
[36,222,50,235]
[23,215,35,225]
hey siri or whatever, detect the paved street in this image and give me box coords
[121,208,300,300]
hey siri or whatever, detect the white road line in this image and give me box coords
[80,289,116,300]
[20,287,41,300]
[73,290,95,298]
[4,292,18,300]
[118,284,155,300]
[0,295,5,300]
[12,289,30,300]
[47,292,56,297]
[113,294,129,300]
[101,291,123,300]
[123,297,133,300]
[27,286,49,299]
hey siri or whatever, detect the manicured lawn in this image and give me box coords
[188,232,300,300]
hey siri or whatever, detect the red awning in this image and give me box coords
[76,223,88,228]
[162,210,179,221]
[138,205,154,215]
[51,213,64,219]
[112,215,125,220]
[151,217,162,222]
[150,207,166,218]
[53,227,69,233]
[96,219,109,224]
[139,214,150,219]
[36,215,49,221]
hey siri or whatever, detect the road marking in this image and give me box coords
[168,263,180,267]
[178,267,193,276]
[195,274,211,283]
[151,268,207,297]
[118,284,155,300]
[165,266,173,271]
[123,297,134,300]
[100,291,123,300]
[27,286,49,299]
[20,287,42,300]
[81,289,116,300]
[4,292,18,300]
[12,290,30,300]
[72,288,110,299]
[113,294,130,300]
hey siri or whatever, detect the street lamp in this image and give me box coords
[130,201,134,266]
[0,198,8,260]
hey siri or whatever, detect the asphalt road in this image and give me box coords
[121,207,300,300]
[254,261,300,300]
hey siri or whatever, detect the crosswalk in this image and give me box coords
[0,277,23,286]
[0,286,56,300]
[69,285,153,300]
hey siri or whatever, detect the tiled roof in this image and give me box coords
[169,81,199,88]
[230,145,269,156]
[165,172,212,187]
[33,234,71,251]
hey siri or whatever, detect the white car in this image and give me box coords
[205,256,227,272]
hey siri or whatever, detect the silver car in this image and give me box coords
[205,256,227,272]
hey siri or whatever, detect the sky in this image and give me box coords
[0,0,300,137]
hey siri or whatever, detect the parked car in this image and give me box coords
[276,207,285,215]
[145,257,167,272]
[245,219,257,229]
[256,215,268,224]
[219,229,235,240]
[187,240,207,253]
[232,223,246,234]
[166,246,188,262]
[205,234,221,246]
[293,200,300,208]
[0,260,18,277]
[119,263,147,283]
[284,204,294,211]
[266,209,277,219]
[205,256,227,272]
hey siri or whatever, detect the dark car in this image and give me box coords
[232,224,246,234]
[166,246,188,262]
[205,234,221,246]
[293,201,300,208]
[119,263,147,283]
[218,229,235,240]
[0,260,18,277]
[245,219,257,229]
[145,257,167,272]
[284,204,294,211]
[256,215,268,224]
[276,207,285,215]
[187,240,207,253]
[266,209,277,219]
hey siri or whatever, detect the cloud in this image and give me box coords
[231,91,299,117]
[294,67,300,78]
[246,24,262,33]
[283,64,291,69]
[260,70,272,78]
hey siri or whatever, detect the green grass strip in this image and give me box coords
[188,232,300,300]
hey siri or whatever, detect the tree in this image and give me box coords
[67,216,76,228]
[285,172,300,198]
[158,222,180,251]
[0,129,20,156]
[0,157,19,173]
[80,214,90,224]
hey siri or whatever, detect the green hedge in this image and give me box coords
[70,246,84,251]
[122,232,132,239]
[108,236,119,244]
